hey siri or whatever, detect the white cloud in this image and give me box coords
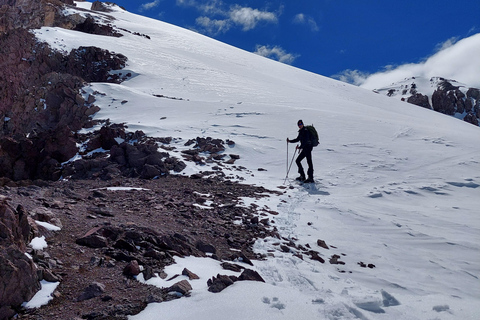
[229,6,277,31]
[336,33,480,90]
[332,69,371,86]
[189,3,278,35]
[293,13,319,32]
[434,36,459,52]
[195,16,231,35]
[139,0,161,12]
[254,45,298,65]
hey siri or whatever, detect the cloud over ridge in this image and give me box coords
[254,45,298,65]
[335,33,480,89]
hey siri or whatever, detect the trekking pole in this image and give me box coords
[283,146,297,184]
[285,140,288,177]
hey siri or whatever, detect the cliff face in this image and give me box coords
[0,0,75,33]
[0,1,145,316]
[0,0,126,181]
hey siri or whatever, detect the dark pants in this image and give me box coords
[296,146,313,178]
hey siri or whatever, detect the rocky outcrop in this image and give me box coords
[0,0,74,33]
[377,77,480,126]
[407,93,431,109]
[431,80,480,125]
[0,198,39,319]
[0,0,130,181]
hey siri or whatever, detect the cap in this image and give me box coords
[297,120,304,126]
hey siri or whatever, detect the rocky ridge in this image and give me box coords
[374,77,480,126]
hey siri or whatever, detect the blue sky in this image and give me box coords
[108,0,480,86]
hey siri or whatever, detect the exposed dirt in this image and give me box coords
[5,175,281,320]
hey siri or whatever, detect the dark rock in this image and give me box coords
[207,274,236,293]
[238,269,265,282]
[76,227,109,248]
[76,282,106,302]
[464,113,479,126]
[221,262,244,272]
[407,93,431,109]
[123,260,141,277]
[195,240,216,254]
[142,266,155,281]
[0,199,40,315]
[329,254,345,265]
[91,1,115,12]
[114,239,137,252]
[229,252,253,266]
[309,251,325,263]
[316,239,329,250]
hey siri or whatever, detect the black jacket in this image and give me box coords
[290,127,312,149]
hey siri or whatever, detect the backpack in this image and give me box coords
[305,125,319,147]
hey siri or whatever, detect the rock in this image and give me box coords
[0,199,40,315]
[195,240,216,254]
[142,266,155,281]
[76,282,106,302]
[221,262,244,272]
[76,227,109,248]
[182,268,200,280]
[407,93,431,109]
[91,1,116,12]
[229,252,253,266]
[329,254,345,265]
[238,269,265,282]
[168,279,192,295]
[123,260,141,277]
[141,164,161,179]
[207,274,236,293]
[41,268,62,282]
[309,251,325,263]
[316,239,329,250]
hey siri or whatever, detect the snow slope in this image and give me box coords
[32,2,480,319]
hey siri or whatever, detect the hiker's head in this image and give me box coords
[297,120,304,127]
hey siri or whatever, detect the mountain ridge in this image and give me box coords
[373,76,480,125]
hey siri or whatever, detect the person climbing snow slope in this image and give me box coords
[287,119,314,183]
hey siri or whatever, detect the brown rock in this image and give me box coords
[123,260,141,277]
[182,268,200,280]
[0,199,40,316]
[168,279,192,295]
[317,239,329,250]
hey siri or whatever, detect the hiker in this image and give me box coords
[287,119,314,183]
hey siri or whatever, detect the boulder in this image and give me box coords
[207,274,236,293]
[167,279,192,295]
[407,93,431,109]
[123,260,141,277]
[0,199,40,317]
[76,282,106,302]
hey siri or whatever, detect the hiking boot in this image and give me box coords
[296,175,306,182]
[304,177,314,183]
